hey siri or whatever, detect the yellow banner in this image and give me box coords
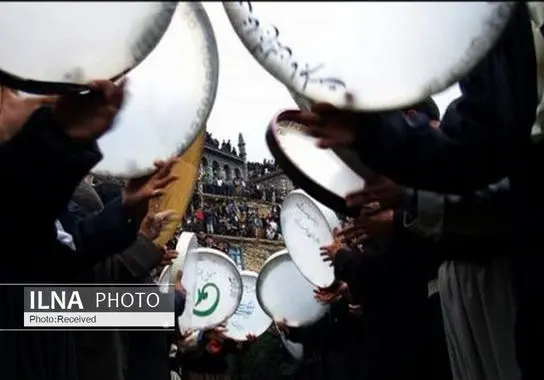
[150,130,205,247]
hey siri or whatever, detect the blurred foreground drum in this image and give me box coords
[223,2,515,111]
[225,270,272,341]
[277,324,304,361]
[280,190,340,288]
[0,2,177,93]
[257,249,328,327]
[178,248,243,332]
[92,2,219,178]
[158,231,199,294]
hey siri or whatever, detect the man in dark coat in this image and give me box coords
[293,4,541,378]
[0,80,127,380]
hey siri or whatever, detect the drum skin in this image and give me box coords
[280,190,340,288]
[256,249,329,327]
[223,2,515,111]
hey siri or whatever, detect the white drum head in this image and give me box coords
[0,3,177,94]
[223,2,515,111]
[267,110,367,215]
[93,2,219,178]
[280,190,340,288]
[256,250,329,327]
[179,248,243,331]
[157,232,199,293]
[225,271,272,341]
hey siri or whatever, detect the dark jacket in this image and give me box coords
[63,199,171,380]
[350,5,541,377]
[0,107,104,380]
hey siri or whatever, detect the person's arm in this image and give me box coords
[175,290,186,318]
[352,3,536,194]
[286,316,328,345]
[73,196,140,265]
[403,178,512,239]
[0,107,102,233]
[92,235,163,282]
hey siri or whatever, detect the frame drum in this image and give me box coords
[179,248,243,332]
[280,190,340,288]
[256,249,329,327]
[0,3,177,94]
[278,326,304,361]
[158,231,199,294]
[225,271,272,341]
[223,2,515,111]
[267,110,367,215]
[92,2,219,178]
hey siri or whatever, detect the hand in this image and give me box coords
[122,158,179,207]
[348,304,363,316]
[139,209,175,241]
[174,270,185,293]
[320,227,344,267]
[339,209,394,242]
[290,103,360,149]
[161,247,178,267]
[205,324,228,342]
[53,79,126,141]
[245,334,258,343]
[0,87,58,142]
[345,176,405,209]
[313,281,349,304]
[275,319,290,336]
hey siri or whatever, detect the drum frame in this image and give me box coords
[256,249,329,327]
[0,2,178,94]
[224,270,272,341]
[267,110,362,216]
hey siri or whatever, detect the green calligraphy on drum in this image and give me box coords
[193,283,220,317]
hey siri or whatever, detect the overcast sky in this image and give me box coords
[202,3,461,162]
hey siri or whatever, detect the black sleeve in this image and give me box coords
[0,107,102,235]
[351,3,536,194]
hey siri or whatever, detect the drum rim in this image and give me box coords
[188,247,244,330]
[281,189,338,288]
[0,2,178,95]
[267,109,359,216]
[224,1,517,111]
[224,270,272,341]
[169,232,199,284]
[256,249,328,327]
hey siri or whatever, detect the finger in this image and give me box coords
[311,102,339,114]
[88,80,116,102]
[154,210,175,223]
[316,137,342,149]
[157,157,178,179]
[150,189,164,198]
[288,110,322,126]
[113,78,128,108]
[155,174,178,189]
[175,270,183,282]
[345,192,373,207]
[154,160,167,169]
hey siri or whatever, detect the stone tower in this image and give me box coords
[238,133,248,180]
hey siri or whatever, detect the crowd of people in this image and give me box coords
[2,4,544,380]
[182,196,282,241]
[198,173,282,204]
